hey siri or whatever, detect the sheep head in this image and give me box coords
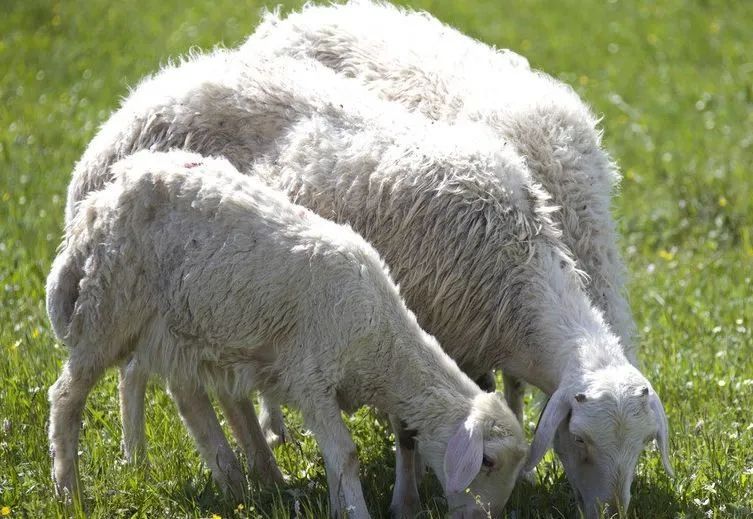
[525,364,672,519]
[442,392,527,518]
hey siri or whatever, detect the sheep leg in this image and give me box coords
[118,356,149,464]
[388,415,421,518]
[215,390,285,487]
[168,382,246,501]
[49,360,103,498]
[258,395,288,447]
[502,373,526,425]
[302,403,369,519]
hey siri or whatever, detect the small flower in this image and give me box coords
[718,196,728,207]
[658,249,674,261]
[211,514,221,519]
[1,506,10,516]
[236,504,244,511]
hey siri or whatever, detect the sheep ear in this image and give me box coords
[443,417,483,493]
[524,387,571,472]
[648,392,674,477]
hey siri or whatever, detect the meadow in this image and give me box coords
[1,0,751,517]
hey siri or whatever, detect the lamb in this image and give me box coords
[239,2,662,515]
[65,51,671,517]
[47,149,527,518]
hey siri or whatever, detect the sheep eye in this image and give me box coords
[574,435,585,444]
[482,455,494,468]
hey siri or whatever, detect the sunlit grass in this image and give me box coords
[1,0,751,517]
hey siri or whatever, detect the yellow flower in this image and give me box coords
[1,506,11,516]
[658,249,674,261]
[236,504,244,511]
[211,515,221,519]
[718,196,728,207]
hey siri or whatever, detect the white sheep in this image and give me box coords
[66,51,671,517]
[239,2,662,516]
[47,149,526,518]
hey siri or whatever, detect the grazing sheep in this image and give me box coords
[47,150,527,518]
[66,51,671,517]
[239,2,659,515]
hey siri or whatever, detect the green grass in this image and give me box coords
[1,0,751,517]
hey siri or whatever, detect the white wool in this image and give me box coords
[63,23,669,514]
[239,3,670,516]
[48,150,525,517]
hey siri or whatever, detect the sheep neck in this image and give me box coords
[367,314,480,435]
[521,281,631,396]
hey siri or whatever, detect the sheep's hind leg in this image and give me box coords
[258,395,288,447]
[388,415,421,519]
[49,359,105,499]
[302,401,369,519]
[215,389,285,487]
[168,381,246,501]
[119,356,149,464]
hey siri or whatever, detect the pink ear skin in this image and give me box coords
[524,387,572,473]
[444,418,484,493]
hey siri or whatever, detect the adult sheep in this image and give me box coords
[48,150,526,518]
[240,2,667,516]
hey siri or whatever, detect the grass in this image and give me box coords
[1,0,751,517]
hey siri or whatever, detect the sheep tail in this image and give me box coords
[45,248,84,343]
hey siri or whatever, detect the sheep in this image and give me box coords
[47,149,527,518]
[65,51,671,517]
[243,0,635,392]
[238,2,663,515]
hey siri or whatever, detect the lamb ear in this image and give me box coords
[443,417,483,493]
[648,392,674,477]
[524,387,571,472]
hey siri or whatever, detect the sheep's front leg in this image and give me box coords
[119,356,149,464]
[49,360,103,498]
[168,382,246,501]
[258,395,288,447]
[388,415,421,518]
[215,390,285,486]
[502,373,526,425]
[302,403,369,519]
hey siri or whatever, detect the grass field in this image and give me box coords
[1,0,752,517]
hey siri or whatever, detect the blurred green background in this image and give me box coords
[1,0,751,517]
